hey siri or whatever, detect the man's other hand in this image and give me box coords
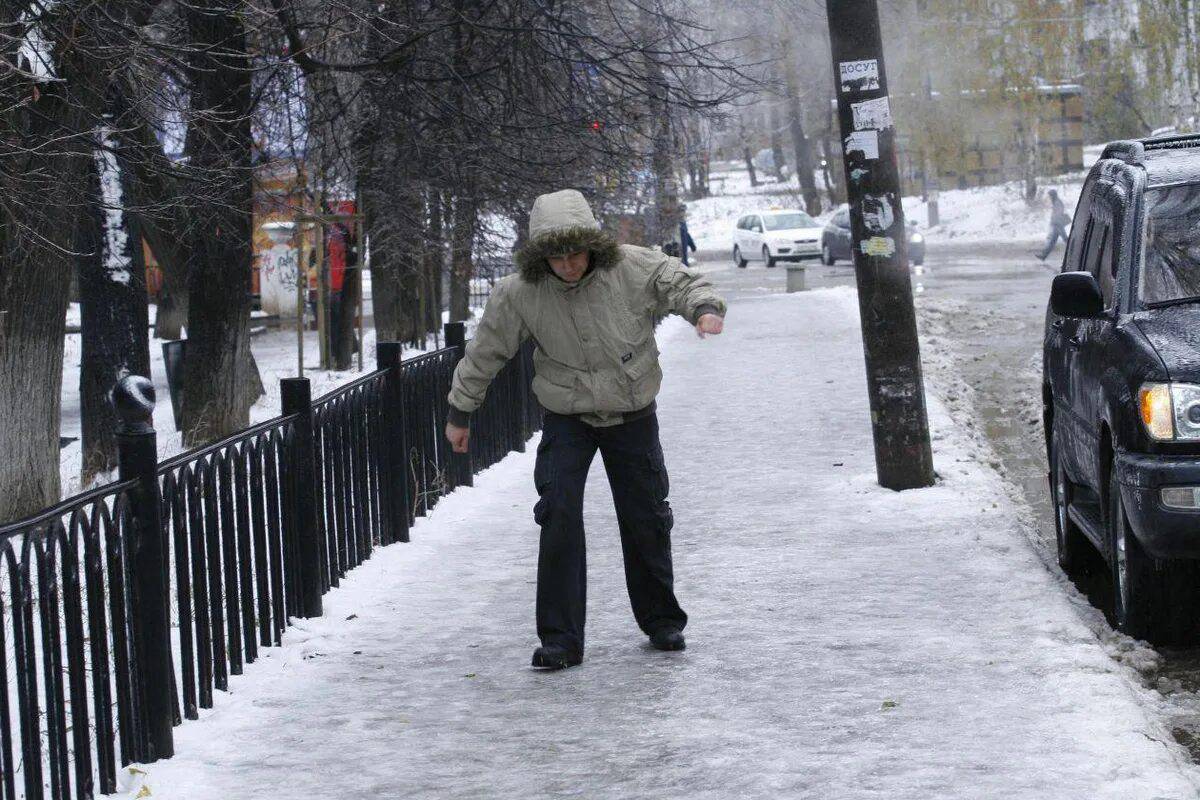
[446,422,470,453]
[695,313,724,338]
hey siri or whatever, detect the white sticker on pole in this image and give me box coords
[851,96,892,131]
[839,59,880,92]
[860,237,896,257]
[844,130,879,160]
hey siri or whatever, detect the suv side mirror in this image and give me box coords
[1050,272,1104,318]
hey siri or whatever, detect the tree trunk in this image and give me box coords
[424,189,446,341]
[743,145,759,187]
[782,49,822,215]
[79,123,152,485]
[1018,111,1040,205]
[769,102,787,182]
[332,265,360,370]
[118,112,191,341]
[155,262,189,340]
[0,9,109,520]
[511,204,531,253]
[822,137,845,205]
[179,1,256,446]
[448,193,477,323]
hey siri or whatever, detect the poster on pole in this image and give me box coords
[839,59,880,93]
[844,130,879,160]
[851,96,892,131]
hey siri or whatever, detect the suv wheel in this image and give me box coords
[733,246,747,269]
[763,245,777,268]
[1050,436,1087,576]
[821,242,835,266]
[1106,468,1200,644]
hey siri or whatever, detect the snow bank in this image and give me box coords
[688,154,1100,254]
[124,284,1200,799]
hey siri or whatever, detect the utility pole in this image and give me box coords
[825,0,935,490]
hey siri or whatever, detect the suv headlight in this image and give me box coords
[1139,382,1200,440]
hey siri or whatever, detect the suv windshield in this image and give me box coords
[763,213,816,231]
[1141,184,1200,304]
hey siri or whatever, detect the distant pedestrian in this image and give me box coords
[679,209,698,266]
[444,189,727,671]
[1036,189,1071,261]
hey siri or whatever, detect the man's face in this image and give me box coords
[547,251,589,283]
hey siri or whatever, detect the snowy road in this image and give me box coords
[128,256,1200,799]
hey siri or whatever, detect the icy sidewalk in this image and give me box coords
[130,287,1199,800]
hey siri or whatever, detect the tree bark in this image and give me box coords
[79,124,152,485]
[154,262,189,340]
[332,264,361,370]
[0,4,112,520]
[448,193,477,323]
[118,112,191,341]
[769,102,787,182]
[743,145,759,187]
[424,190,445,341]
[179,1,257,446]
[782,48,822,215]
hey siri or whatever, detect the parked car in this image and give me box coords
[732,210,823,268]
[820,204,925,266]
[1043,133,1200,645]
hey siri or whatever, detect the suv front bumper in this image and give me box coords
[1115,450,1200,558]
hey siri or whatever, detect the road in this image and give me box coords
[694,240,1200,761]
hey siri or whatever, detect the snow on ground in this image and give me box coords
[124,285,1199,799]
[688,167,820,252]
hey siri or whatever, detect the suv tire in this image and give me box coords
[1107,468,1200,644]
[1050,435,1087,577]
[763,245,777,268]
[734,246,747,269]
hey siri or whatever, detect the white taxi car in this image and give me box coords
[732,209,823,268]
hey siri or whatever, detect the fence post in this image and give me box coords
[281,378,323,618]
[443,322,474,488]
[376,342,410,544]
[513,342,529,452]
[114,375,174,762]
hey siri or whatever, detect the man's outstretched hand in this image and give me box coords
[695,313,724,339]
[445,422,470,453]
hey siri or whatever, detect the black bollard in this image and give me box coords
[114,374,175,762]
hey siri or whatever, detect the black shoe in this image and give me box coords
[531,645,582,670]
[649,628,686,651]
[1034,252,1047,261]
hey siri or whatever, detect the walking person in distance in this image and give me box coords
[1036,188,1071,261]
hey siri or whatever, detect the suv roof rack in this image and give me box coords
[1101,133,1200,165]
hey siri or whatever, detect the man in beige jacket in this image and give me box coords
[444,189,726,670]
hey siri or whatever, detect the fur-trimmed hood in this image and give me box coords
[514,189,620,282]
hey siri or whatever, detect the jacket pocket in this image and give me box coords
[622,344,659,382]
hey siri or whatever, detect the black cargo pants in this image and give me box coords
[533,410,686,657]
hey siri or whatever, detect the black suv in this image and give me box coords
[1044,134,1200,645]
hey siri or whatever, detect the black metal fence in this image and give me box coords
[468,261,515,311]
[0,321,539,799]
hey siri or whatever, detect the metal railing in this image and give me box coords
[0,321,540,799]
[468,261,515,311]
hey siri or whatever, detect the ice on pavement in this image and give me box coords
[126,286,1199,799]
